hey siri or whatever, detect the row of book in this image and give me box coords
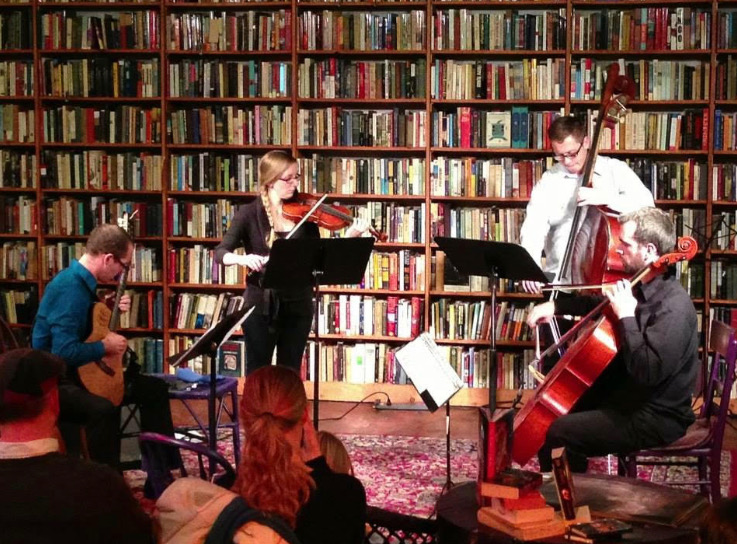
[169,291,245,331]
[167,335,244,377]
[721,12,737,49]
[361,202,425,244]
[166,198,236,240]
[168,10,291,52]
[0,10,31,50]
[0,150,35,189]
[298,58,425,100]
[42,150,163,191]
[629,158,707,202]
[43,198,163,238]
[711,212,737,252]
[117,289,164,330]
[41,58,160,99]
[669,208,707,248]
[713,111,737,152]
[432,250,492,294]
[0,196,36,236]
[572,58,709,102]
[40,11,160,51]
[583,108,708,152]
[713,164,737,202]
[169,153,259,193]
[0,60,33,97]
[433,9,566,52]
[128,337,164,375]
[715,56,737,101]
[0,242,36,281]
[168,105,291,146]
[570,7,711,51]
[431,156,551,199]
[360,250,425,292]
[296,108,426,148]
[314,294,423,338]
[0,287,37,325]
[43,105,162,145]
[169,59,290,99]
[298,156,425,196]
[298,10,425,52]
[710,260,737,301]
[167,245,244,285]
[38,242,161,282]
[430,299,535,343]
[431,205,525,245]
[0,105,34,143]
[432,107,561,150]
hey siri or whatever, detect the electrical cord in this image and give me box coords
[318,391,392,422]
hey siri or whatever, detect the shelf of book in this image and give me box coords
[1,0,735,406]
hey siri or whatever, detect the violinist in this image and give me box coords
[519,115,654,294]
[214,150,368,374]
[32,224,178,478]
[525,207,699,475]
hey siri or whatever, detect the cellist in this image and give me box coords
[525,207,699,475]
[519,116,654,296]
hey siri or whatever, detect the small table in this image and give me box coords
[436,476,708,544]
[157,374,241,467]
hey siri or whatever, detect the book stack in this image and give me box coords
[566,519,633,543]
[477,468,566,541]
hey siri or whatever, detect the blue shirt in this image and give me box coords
[32,260,105,368]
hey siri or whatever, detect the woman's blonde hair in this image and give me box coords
[317,431,353,475]
[232,366,313,526]
[258,150,297,194]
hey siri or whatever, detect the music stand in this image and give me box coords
[168,305,253,457]
[434,237,548,411]
[263,236,374,427]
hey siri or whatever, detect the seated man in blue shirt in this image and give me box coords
[32,224,176,472]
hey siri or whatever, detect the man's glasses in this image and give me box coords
[552,140,584,162]
[112,254,133,270]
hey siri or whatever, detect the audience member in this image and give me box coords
[0,348,155,544]
[699,496,737,544]
[157,365,366,544]
[317,430,354,475]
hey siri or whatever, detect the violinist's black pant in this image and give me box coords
[537,407,687,473]
[59,372,176,470]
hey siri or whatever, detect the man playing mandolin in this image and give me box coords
[32,224,176,473]
[525,207,699,475]
[519,115,654,294]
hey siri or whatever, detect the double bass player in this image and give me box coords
[525,207,699,475]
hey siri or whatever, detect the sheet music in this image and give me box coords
[395,332,463,409]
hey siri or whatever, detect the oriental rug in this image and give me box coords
[124,434,735,519]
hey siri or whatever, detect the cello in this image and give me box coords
[512,236,698,465]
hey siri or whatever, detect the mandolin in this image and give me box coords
[78,213,135,406]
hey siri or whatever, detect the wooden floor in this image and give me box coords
[314,400,737,451]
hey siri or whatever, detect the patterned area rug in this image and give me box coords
[125,433,735,519]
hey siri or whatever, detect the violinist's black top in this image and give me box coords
[556,271,698,443]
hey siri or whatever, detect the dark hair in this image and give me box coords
[699,497,737,544]
[618,207,676,256]
[0,396,46,423]
[548,115,586,143]
[85,224,132,260]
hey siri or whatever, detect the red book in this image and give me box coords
[499,490,547,511]
[410,296,421,337]
[386,296,398,336]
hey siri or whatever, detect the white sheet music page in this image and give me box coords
[395,332,464,408]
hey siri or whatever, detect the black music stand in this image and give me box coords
[263,236,375,427]
[434,237,548,410]
[168,305,253,457]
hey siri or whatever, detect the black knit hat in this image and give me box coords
[0,348,65,404]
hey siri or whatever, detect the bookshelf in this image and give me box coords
[1,0,735,406]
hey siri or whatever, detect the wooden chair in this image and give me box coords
[0,316,22,353]
[620,319,737,502]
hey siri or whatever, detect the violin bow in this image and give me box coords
[286,193,328,240]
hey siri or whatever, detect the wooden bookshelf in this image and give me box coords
[0,0,735,405]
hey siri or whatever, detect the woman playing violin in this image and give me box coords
[525,207,698,475]
[214,150,368,374]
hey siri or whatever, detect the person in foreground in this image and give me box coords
[214,150,367,375]
[157,365,367,544]
[519,115,654,293]
[0,348,155,544]
[699,496,737,544]
[525,207,699,473]
[32,223,177,470]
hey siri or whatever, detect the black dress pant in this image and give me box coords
[59,372,176,469]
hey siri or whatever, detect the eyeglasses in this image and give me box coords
[112,254,133,270]
[552,140,584,162]
[278,174,301,185]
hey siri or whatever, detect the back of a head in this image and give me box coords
[0,348,65,425]
[234,366,312,526]
[85,223,132,259]
[317,431,353,475]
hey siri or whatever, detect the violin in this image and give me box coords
[282,192,388,242]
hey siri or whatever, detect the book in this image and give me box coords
[477,508,566,541]
[551,447,577,520]
[567,519,633,542]
[488,499,555,524]
[498,490,547,511]
[218,340,245,377]
[477,406,513,484]
[479,468,543,500]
